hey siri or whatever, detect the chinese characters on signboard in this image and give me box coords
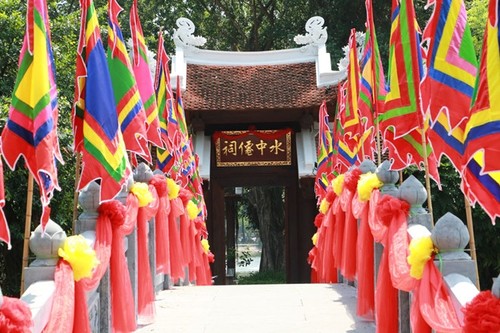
[214,129,292,167]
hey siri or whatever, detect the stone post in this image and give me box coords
[493,273,500,298]
[348,160,377,289]
[77,181,105,332]
[374,161,399,285]
[134,163,164,292]
[359,159,377,174]
[399,175,432,230]
[23,220,66,291]
[115,177,139,321]
[396,175,433,333]
[22,220,65,333]
[431,213,476,284]
[153,169,172,290]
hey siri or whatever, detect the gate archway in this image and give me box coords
[173,17,346,284]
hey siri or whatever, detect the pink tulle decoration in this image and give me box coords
[0,296,33,333]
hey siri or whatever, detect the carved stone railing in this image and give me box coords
[21,220,65,333]
[358,164,481,333]
[19,162,176,332]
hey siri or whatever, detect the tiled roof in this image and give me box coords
[183,62,337,111]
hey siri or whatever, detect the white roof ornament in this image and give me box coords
[173,18,206,49]
[171,16,346,90]
[337,31,366,72]
[294,16,328,48]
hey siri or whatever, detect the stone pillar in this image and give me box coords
[358,159,377,174]
[374,161,399,285]
[493,274,500,298]
[24,220,66,291]
[117,177,139,320]
[376,161,399,198]
[23,222,67,333]
[349,159,377,289]
[77,181,105,333]
[397,176,435,333]
[399,175,432,231]
[153,169,172,290]
[134,163,164,292]
[431,213,477,285]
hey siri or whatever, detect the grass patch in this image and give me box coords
[237,270,286,284]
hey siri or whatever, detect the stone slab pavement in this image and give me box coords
[135,283,376,333]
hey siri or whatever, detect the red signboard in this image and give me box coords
[213,129,292,167]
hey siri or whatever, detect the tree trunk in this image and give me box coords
[247,187,285,272]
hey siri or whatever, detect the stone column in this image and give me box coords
[77,181,105,332]
[431,213,476,284]
[349,159,377,289]
[153,169,172,290]
[24,220,66,291]
[374,161,399,284]
[399,175,432,231]
[22,220,66,332]
[397,176,433,333]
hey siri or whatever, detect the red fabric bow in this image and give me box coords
[373,194,412,333]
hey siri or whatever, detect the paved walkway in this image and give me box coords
[136,283,376,333]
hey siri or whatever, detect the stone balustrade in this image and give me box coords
[19,163,175,332]
[17,160,490,332]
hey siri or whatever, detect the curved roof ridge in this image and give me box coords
[170,17,346,91]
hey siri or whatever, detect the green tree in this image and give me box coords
[243,187,285,272]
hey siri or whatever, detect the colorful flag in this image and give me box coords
[462,151,500,223]
[154,30,175,146]
[175,76,189,141]
[428,114,466,171]
[421,0,478,131]
[130,0,163,148]
[358,0,387,132]
[73,0,130,201]
[358,0,388,162]
[385,127,441,185]
[342,29,362,145]
[335,82,359,171]
[421,0,477,174]
[379,0,424,138]
[461,0,500,223]
[156,146,175,174]
[462,0,500,174]
[107,0,150,164]
[315,100,333,199]
[1,0,63,229]
[175,78,195,184]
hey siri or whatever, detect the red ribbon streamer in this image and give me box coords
[353,194,374,320]
[150,174,171,275]
[168,196,186,282]
[136,185,159,325]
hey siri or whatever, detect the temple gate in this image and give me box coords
[171,17,346,284]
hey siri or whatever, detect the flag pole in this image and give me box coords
[20,173,34,294]
[464,198,480,289]
[419,128,434,226]
[72,152,82,234]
